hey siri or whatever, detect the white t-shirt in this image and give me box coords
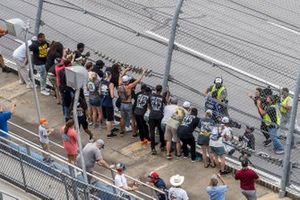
[114,173,128,196]
[168,187,189,200]
[12,40,32,62]
[161,104,177,125]
[39,125,49,144]
[209,127,224,148]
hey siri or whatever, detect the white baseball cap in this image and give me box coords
[221,116,230,124]
[122,75,131,82]
[170,174,185,187]
[182,101,191,108]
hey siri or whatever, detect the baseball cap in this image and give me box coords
[95,139,105,146]
[122,75,131,82]
[148,171,159,179]
[182,101,191,108]
[221,116,230,124]
[215,77,222,84]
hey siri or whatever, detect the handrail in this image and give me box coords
[0,130,144,200]
[8,121,166,195]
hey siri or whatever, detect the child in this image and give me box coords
[38,118,54,163]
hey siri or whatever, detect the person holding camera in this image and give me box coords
[248,87,271,146]
[257,95,284,154]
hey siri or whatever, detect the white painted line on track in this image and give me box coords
[267,21,300,36]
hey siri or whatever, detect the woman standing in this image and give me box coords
[87,72,103,128]
[101,71,117,138]
[60,119,78,164]
[197,109,216,168]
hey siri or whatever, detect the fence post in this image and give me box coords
[25,144,31,156]
[61,174,70,200]
[162,0,184,92]
[17,146,28,191]
[279,67,300,197]
[34,0,44,36]
[25,21,42,121]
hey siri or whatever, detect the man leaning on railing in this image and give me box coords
[0,102,16,142]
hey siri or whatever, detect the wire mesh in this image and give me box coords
[1,0,300,195]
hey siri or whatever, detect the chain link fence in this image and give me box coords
[1,0,300,197]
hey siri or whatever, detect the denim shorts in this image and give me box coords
[210,146,226,156]
[120,103,133,127]
[89,97,101,107]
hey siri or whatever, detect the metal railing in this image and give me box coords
[0,130,152,200]
[5,122,167,199]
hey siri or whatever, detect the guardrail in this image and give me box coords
[0,130,151,200]
[6,121,167,199]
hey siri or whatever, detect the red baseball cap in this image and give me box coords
[149,171,159,179]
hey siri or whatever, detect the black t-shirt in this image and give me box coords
[134,92,149,116]
[92,65,104,79]
[177,114,200,138]
[148,93,166,119]
[29,41,49,65]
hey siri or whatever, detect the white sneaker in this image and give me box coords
[125,126,132,132]
[41,90,50,96]
[19,80,25,84]
[45,88,50,92]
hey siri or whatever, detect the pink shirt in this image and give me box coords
[60,126,78,156]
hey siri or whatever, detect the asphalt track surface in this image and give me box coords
[1,0,300,188]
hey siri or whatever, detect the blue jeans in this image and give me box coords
[120,103,132,127]
[269,127,284,151]
[35,64,47,90]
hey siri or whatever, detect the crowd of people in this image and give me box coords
[0,27,296,200]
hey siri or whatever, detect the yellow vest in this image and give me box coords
[280,96,292,113]
[263,105,280,126]
[211,85,226,101]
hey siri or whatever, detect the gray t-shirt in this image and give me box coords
[39,125,49,144]
[77,143,103,172]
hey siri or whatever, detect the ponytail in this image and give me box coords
[64,119,74,134]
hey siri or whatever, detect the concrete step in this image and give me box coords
[258,193,291,200]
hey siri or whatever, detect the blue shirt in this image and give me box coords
[207,185,228,200]
[154,178,167,200]
[0,112,12,138]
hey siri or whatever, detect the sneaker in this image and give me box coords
[166,154,172,160]
[151,149,157,155]
[41,90,50,96]
[125,126,132,132]
[111,127,119,132]
[45,88,50,92]
[113,120,120,125]
[219,170,231,175]
[19,80,25,84]
[120,131,125,137]
[275,150,284,155]
[263,139,272,147]
[107,133,116,138]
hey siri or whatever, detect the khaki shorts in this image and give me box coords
[164,125,179,142]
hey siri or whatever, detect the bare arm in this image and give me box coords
[119,67,131,86]
[217,174,227,186]
[109,83,115,99]
[97,159,111,169]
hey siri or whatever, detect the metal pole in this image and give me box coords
[72,89,90,200]
[25,21,42,121]
[34,0,44,36]
[279,67,300,197]
[162,0,184,92]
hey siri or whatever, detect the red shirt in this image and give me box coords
[60,126,78,156]
[235,168,259,190]
[55,64,65,87]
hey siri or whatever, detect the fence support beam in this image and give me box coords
[162,0,184,92]
[34,0,44,36]
[279,66,300,197]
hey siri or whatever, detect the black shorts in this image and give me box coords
[78,115,88,130]
[102,106,114,121]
